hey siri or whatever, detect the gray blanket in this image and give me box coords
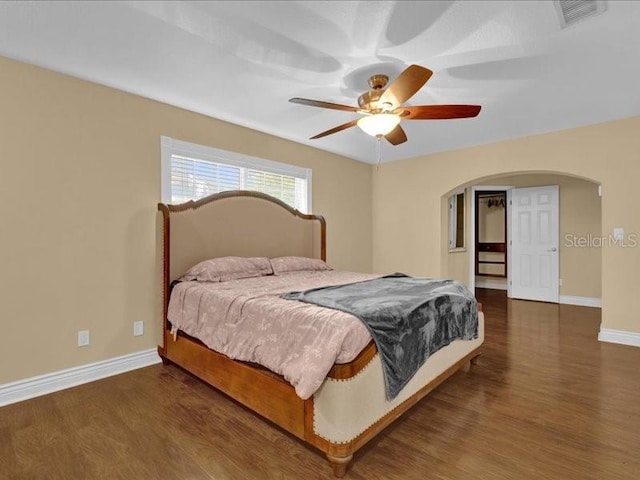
[282,274,478,400]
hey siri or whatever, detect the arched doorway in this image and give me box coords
[443,172,602,306]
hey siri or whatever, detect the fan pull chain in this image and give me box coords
[376,135,382,172]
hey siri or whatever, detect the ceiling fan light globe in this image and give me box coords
[357,114,401,137]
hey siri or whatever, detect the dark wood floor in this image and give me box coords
[2,289,640,479]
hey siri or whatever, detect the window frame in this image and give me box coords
[160,136,312,212]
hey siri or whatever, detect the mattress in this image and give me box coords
[167,270,379,399]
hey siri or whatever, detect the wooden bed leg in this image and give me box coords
[327,454,352,478]
[157,346,171,366]
[463,354,481,372]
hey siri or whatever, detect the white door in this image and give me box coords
[509,185,559,303]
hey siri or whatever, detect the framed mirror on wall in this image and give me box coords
[448,190,465,251]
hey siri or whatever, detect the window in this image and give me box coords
[161,136,312,213]
[448,190,465,250]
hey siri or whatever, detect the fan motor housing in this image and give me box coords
[357,90,383,109]
[358,74,393,111]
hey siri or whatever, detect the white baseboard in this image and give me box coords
[559,295,602,308]
[474,286,602,308]
[475,280,508,291]
[598,328,640,348]
[0,348,161,407]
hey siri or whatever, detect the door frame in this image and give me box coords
[468,185,513,293]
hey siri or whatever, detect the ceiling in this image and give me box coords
[1,1,639,164]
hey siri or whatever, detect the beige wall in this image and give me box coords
[1,53,637,387]
[373,116,640,334]
[0,56,372,385]
[478,197,506,244]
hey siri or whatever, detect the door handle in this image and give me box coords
[547,247,557,252]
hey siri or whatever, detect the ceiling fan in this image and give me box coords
[289,64,481,146]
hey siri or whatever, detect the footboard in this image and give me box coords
[160,311,483,478]
[305,311,484,477]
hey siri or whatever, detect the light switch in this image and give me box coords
[613,228,624,241]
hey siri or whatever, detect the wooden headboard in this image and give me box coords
[158,190,326,317]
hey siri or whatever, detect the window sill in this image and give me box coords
[448,248,467,254]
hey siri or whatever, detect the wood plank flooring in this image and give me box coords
[2,289,640,479]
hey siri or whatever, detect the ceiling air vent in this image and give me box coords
[555,0,607,28]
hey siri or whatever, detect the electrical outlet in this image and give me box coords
[133,321,144,337]
[78,330,90,347]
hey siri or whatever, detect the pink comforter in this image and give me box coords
[167,271,380,399]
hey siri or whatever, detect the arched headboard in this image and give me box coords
[158,190,326,317]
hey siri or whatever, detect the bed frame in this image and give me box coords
[157,190,482,477]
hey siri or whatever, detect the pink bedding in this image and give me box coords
[167,270,380,399]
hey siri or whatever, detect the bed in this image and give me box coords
[157,190,484,477]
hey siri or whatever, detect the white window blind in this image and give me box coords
[161,137,311,212]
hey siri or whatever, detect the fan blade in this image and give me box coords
[380,65,433,107]
[384,125,407,146]
[396,105,481,120]
[310,119,358,139]
[289,97,359,112]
